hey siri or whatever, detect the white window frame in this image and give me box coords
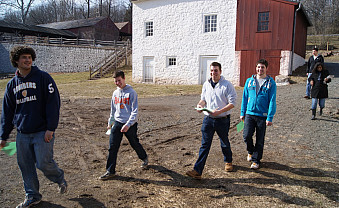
[167,57,177,67]
[204,14,217,33]
[145,21,153,37]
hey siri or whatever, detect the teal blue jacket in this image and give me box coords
[240,75,276,122]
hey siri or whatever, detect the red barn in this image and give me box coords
[236,0,311,86]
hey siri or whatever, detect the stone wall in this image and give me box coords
[280,51,306,76]
[132,0,238,85]
[1,43,115,73]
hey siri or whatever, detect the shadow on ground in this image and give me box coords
[106,164,339,206]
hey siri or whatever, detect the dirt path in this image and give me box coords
[0,67,338,207]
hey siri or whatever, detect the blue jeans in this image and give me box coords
[243,115,267,164]
[106,122,147,174]
[311,98,325,109]
[16,131,65,200]
[306,73,312,96]
[194,116,232,175]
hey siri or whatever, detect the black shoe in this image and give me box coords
[311,109,316,120]
[58,180,68,194]
[319,108,323,116]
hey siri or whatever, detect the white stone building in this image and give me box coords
[131,0,310,86]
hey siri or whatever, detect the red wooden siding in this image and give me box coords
[236,0,297,51]
[239,50,280,85]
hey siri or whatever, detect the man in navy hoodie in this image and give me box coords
[0,46,67,208]
[240,59,276,170]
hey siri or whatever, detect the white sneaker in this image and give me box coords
[247,154,252,162]
[250,162,259,169]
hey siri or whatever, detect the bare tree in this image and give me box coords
[11,0,35,23]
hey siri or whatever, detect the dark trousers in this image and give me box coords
[243,115,267,164]
[106,122,147,174]
[194,116,232,175]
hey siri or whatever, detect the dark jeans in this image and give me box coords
[194,116,232,175]
[106,122,147,174]
[243,115,267,164]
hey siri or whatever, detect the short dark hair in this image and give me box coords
[256,59,268,68]
[113,70,125,79]
[10,46,36,68]
[313,47,319,51]
[210,62,221,70]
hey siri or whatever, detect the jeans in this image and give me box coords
[16,131,65,200]
[305,73,312,96]
[106,122,147,174]
[194,116,232,175]
[243,115,267,164]
[311,98,325,109]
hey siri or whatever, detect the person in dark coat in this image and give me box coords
[305,47,324,99]
[308,62,331,120]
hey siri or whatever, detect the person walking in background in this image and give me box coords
[305,47,324,99]
[240,59,276,170]
[308,62,331,120]
[99,70,148,180]
[0,46,67,208]
[186,62,237,180]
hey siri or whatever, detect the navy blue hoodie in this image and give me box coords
[0,66,60,140]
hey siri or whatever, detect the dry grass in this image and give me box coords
[0,66,204,99]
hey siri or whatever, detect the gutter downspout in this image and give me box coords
[290,2,302,75]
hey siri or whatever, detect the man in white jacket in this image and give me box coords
[99,70,148,180]
[186,62,237,179]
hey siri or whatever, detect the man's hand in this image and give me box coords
[209,109,222,117]
[310,80,314,86]
[266,120,273,126]
[0,140,6,148]
[121,125,129,133]
[196,104,204,113]
[240,116,245,121]
[44,130,54,143]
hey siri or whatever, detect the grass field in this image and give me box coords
[0,66,203,99]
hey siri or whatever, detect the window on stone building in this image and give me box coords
[168,57,177,66]
[204,14,217,33]
[258,12,269,31]
[145,21,153,37]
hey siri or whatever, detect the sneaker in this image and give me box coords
[304,95,310,99]
[58,180,68,194]
[99,171,115,181]
[247,154,252,162]
[225,163,233,172]
[186,169,202,180]
[141,157,148,169]
[16,197,41,208]
[250,162,260,169]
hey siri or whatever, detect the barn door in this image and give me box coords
[143,57,154,83]
[200,56,218,84]
[239,50,281,86]
[240,51,260,86]
[261,50,281,79]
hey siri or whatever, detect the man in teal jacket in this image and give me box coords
[240,59,276,169]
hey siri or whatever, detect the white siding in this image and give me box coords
[132,0,238,85]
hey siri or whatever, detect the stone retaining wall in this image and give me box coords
[0,43,115,73]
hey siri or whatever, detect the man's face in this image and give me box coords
[210,65,221,81]
[16,54,32,71]
[256,63,267,77]
[312,49,318,56]
[114,76,126,88]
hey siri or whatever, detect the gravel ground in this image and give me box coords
[0,63,338,208]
